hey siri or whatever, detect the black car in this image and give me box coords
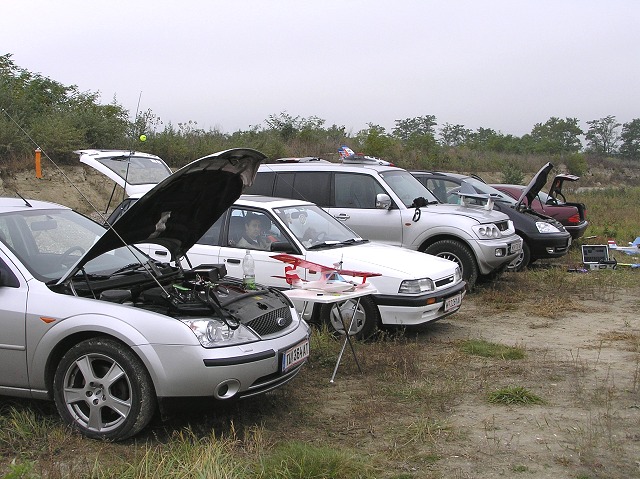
[411,163,572,271]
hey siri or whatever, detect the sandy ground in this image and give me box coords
[418,282,640,478]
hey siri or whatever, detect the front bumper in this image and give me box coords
[372,281,466,326]
[470,236,523,275]
[135,321,310,400]
[528,233,572,260]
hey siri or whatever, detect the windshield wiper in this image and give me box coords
[307,241,340,250]
[112,262,149,275]
[339,238,368,245]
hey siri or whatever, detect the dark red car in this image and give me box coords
[491,175,588,240]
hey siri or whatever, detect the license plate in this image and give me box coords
[509,241,522,254]
[444,293,462,312]
[281,339,310,372]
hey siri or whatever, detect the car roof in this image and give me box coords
[259,161,398,174]
[411,170,469,180]
[237,194,315,208]
[0,197,69,214]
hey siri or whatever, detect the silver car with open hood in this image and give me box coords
[0,148,310,441]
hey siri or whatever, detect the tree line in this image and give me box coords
[2,53,639,176]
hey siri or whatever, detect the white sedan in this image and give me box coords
[79,150,467,340]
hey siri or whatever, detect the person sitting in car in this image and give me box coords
[237,214,271,250]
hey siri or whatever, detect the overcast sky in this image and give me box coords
[2,1,639,137]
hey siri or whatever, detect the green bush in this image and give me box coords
[500,162,525,184]
[564,153,587,176]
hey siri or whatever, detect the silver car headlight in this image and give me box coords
[399,278,435,294]
[181,319,259,348]
[535,222,561,233]
[472,223,501,239]
[454,266,462,283]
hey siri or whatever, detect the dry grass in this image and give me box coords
[2,238,640,478]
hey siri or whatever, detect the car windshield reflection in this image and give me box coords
[379,170,439,207]
[0,209,148,282]
[273,205,362,249]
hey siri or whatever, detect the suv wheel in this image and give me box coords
[319,295,380,340]
[53,337,156,441]
[425,240,478,288]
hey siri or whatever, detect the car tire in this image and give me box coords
[425,239,478,289]
[319,295,380,340]
[53,337,156,441]
[507,241,531,272]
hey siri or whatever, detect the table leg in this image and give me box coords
[330,297,363,383]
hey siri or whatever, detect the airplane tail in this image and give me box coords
[284,266,303,287]
[338,145,356,159]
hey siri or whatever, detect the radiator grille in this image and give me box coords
[246,307,292,336]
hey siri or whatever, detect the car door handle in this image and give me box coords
[226,258,241,264]
[153,250,168,256]
[334,213,350,221]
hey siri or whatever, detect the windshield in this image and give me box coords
[273,204,363,249]
[0,208,147,282]
[95,155,172,185]
[379,170,439,207]
[461,177,517,205]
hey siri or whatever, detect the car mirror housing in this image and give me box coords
[270,241,296,253]
[376,194,392,210]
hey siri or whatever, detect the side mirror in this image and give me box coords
[270,241,296,253]
[375,193,392,210]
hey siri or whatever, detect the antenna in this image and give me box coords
[1,107,170,295]
[132,91,143,153]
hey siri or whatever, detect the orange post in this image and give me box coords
[35,148,42,178]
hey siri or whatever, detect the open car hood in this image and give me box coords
[515,162,553,209]
[62,148,266,282]
[547,173,580,200]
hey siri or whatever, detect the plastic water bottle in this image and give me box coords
[243,250,256,290]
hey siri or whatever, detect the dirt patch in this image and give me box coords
[0,165,119,216]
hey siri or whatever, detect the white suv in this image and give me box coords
[245,159,522,288]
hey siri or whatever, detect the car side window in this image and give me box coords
[291,172,331,206]
[273,173,296,199]
[424,178,449,203]
[227,208,289,251]
[244,171,275,195]
[442,179,464,204]
[0,256,20,288]
[197,215,224,246]
[270,172,331,205]
[334,173,383,208]
[0,221,13,249]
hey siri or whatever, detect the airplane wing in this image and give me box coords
[270,253,381,278]
[270,254,336,273]
[337,268,382,279]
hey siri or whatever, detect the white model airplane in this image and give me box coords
[338,145,393,166]
[607,237,640,256]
